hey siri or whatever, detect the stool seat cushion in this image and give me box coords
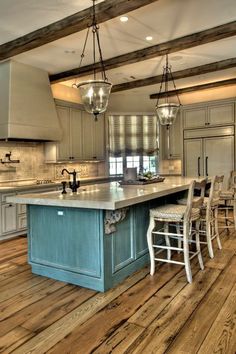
[150,204,200,222]
[220,190,234,200]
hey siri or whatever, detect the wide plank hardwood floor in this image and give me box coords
[0,231,236,354]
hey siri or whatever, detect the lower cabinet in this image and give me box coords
[1,203,17,234]
[0,187,59,240]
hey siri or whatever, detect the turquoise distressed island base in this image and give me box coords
[7,178,194,291]
[28,201,150,292]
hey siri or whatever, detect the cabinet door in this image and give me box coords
[1,204,17,234]
[183,107,207,129]
[82,112,95,159]
[93,115,105,160]
[70,108,83,160]
[204,136,234,187]
[57,106,71,160]
[208,102,234,126]
[184,139,203,177]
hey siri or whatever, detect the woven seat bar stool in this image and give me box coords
[146,180,204,284]
[199,175,224,258]
[218,171,236,232]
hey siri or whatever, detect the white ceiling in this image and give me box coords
[0,0,236,100]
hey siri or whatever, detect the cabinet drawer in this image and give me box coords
[1,192,16,203]
[18,214,27,230]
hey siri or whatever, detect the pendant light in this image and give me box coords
[73,0,112,120]
[155,54,181,125]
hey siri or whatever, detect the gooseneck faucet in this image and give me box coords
[61,168,80,193]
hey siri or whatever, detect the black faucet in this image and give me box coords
[61,169,80,193]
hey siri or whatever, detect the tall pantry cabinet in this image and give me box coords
[183,99,235,186]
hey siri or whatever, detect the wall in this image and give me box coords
[0,141,106,182]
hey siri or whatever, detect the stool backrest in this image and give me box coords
[192,178,207,208]
[184,180,196,222]
[229,171,236,192]
[208,175,224,207]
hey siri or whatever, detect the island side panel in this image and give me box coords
[28,205,106,291]
[103,201,151,290]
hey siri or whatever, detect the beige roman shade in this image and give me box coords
[108,115,158,157]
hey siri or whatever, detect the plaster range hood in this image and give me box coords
[0,60,62,141]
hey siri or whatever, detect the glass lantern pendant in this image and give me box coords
[155,55,181,126]
[73,0,112,120]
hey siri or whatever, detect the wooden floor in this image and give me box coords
[0,231,236,354]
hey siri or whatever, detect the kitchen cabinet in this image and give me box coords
[1,203,17,234]
[45,102,105,162]
[55,106,83,161]
[183,100,234,129]
[162,114,181,159]
[184,127,234,187]
[0,186,59,241]
[82,111,105,160]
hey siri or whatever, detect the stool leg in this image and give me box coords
[147,215,155,275]
[183,221,192,283]
[176,223,182,254]
[206,213,214,258]
[214,207,222,250]
[195,220,204,270]
[164,222,171,260]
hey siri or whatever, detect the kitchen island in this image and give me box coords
[8,177,194,291]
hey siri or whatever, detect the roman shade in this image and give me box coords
[108,115,158,157]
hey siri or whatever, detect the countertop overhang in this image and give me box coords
[7,177,194,210]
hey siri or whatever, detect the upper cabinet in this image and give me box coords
[161,112,181,159]
[82,111,105,160]
[45,101,105,162]
[183,100,235,129]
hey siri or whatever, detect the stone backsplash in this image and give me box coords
[0,142,107,182]
[159,159,182,175]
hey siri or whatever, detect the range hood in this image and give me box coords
[0,60,62,141]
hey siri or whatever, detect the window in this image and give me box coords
[109,157,123,176]
[108,115,159,176]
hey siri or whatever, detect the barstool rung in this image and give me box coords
[154,258,185,265]
[153,244,182,251]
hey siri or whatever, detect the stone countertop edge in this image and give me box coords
[6,178,193,210]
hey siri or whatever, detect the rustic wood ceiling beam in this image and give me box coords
[50,20,236,83]
[149,78,236,99]
[0,0,159,61]
[112,57,236,92]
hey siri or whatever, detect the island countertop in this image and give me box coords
[7,176,194,210]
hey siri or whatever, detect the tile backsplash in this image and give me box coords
[0,142,106,182]
[160,159,182,175]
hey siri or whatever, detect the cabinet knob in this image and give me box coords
[93,156,97,159]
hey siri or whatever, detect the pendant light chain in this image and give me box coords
[74,0,112,119]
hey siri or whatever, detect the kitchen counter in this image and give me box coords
[0,175,113,192]
[7,176,192,210]
[7,177,193,292]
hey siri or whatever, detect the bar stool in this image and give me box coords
[218,171,236,232]
[199,175,224,258]
[146,180,204,283]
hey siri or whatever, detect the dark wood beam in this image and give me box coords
[0,0,159,61]
[112,57,236,92]
[149,78,236,99]
[50,21,236,83]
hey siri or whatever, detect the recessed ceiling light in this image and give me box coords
[146,36,153,41]
[120,16,129,22]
